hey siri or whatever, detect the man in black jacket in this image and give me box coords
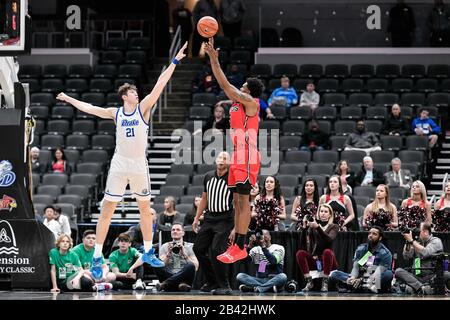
[301,120,329,151]
[355,156,385,187]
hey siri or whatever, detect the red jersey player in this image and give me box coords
[204,38,264,264]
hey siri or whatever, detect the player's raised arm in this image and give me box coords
[139,41,188,113]
[56,92,116,120]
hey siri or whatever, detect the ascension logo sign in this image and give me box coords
[0,161,16,187]
[0,195,17,212]
[0,220,19,255]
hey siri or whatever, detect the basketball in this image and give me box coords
[197,16,219,38]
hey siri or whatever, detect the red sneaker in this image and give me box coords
[216,244,248,264]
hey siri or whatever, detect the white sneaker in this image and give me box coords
[133,279,146,290]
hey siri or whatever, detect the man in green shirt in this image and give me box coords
[72,229,116,284]
[49,234,94,292]
[109,233,146,290]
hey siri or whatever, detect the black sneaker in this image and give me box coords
[178,283,192,292]
[212,286,233,295]
[200,283,218,292]
[239,284,254,293]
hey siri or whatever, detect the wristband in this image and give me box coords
[172,58,179,65]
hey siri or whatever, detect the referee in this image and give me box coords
[193,151,234,295]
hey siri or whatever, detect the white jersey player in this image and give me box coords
[56,42,188,279]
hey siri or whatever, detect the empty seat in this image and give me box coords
[250,64,271,79]
[30,105,49,119]
[31,93,54,106]
[273,64,297,79]
[280,187,295,199]
[41,79,64,93]
[380,135,403,151]
[416,78,438,93]
[94,64,117,79]
[20,78,40,93]
[180,195,196,204]
[97,120,116,135]
[330,135,348,151]
[66,134,90,150]
[230,50,251,64]
[279,163,306,176]
[313,150,339,164]
[128,37,151,50]
[41,134,64,150]
[293,78,311,93]
[33,194,55,206]
[42,173,69,187]
[440,79,450,93]
[65,78,88,93]
[72,120,96,135]
[428,64,450,78]
[189,106,211,120]
[192,93,216,107]
[348,93,373,107]
[57,195,83,209]
[260,120,281,132]
[276,174,299,187]
[68,64,92,79]
[34,119,46,135]
[165,174,190,187]
[261,28,279,47]
[406,135,428,151]
[282,120,305,136]
[215,36,232,50]
[280,136,301,151]
[284,150,311,163]
[350,64,374,79]
[64,149,80,165]
[289,106,312,120]
[196,164,216,174]
[270,106,287,120]
[106,38,127,50]
[366,106,388,120]
[307,163,334,176]
[340,150,366,164]
[159,185,184,198]
[427,92,450,107]
[354,186,377,198]
[51,106,74,119]
[91,134,115,151]
[280,27,303,47]
[299,64,323,79]
[170,164,194,176]
[70,173,97,187]
[76,162,103,176]
[317,120,332,135]
[340,106,363,120]
[399,150,425,165]
[371,150,395,163]
[37,185,62,200]
[47,120,70,135]
[43,64,67,78]
[234,35,256,50]
[376,64,400,78]
[364,120,383,133]
[392,78,413,93]
[334,120,356,135]
[82,149,109,164]
[191,174,206,186]
[323,93,346,107]
[100,50,124,64]
[325,64,348,78]
[402,64,425,78]
[314,106,337,120]
[354,196,371,207]
[367,78,388,93]
[90,78,113,93]
[317,78,339,93]
[64,185,90,200]
[342,78,364,93]
[118,64,142,79]
[81,93,105,107]
[400,93,425,107]
[18,64,42,78]
[106,92,122,107]
[374,93,399,107]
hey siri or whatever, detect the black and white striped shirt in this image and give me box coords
[203,170,233,214]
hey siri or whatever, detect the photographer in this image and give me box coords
[395,222,449,295]
[131,223,198,292]
[295,204,339,292]
[236,230,287,293]
[329,226,393,293]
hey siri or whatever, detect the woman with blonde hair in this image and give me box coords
[157,196,182,231]
[398,181,432,230]
[363,184,398,231]
[295,203,339,292]
[49,234,95,292]
[433,180,450,232]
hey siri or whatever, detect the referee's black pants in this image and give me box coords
[193,213,234,288]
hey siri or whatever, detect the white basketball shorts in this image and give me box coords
[103,153,151,202]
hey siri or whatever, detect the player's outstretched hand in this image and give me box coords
[203,38,219,60]
[56,92,69,102]
[175,41,188,61]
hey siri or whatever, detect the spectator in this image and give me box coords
[30,146,44,174]
[72,229,116,284]
[219,0,246,43]
[54,206,71,238]
[300,82,320,111]
[183,195,203,227]
[395,222,449,294]
[388,0,416,47]
[291,178,320,231]
[411,108,441,148]
[329,227,393,293]
[300,120,329,151]
[49,234,97,293]
[384,157,412,190]
[192,63,220,95]
[363,185,398,231]
[35,208,44,223]
[47,148,71,174]
[433,180,450,232]
[355,156,385,187]
[157,196,183,231]
[398,181,433,230]
[152,223,198,292]
[382,104,410,136]
[172,0,193,47]
[251,176,286,231]
[267,75,298,108]
[192,0,218,56]
[427,0,450,47]
[43,205,63,240]
[225,64,245,89]
[296,204,339,292]
[109,233,146,290]
[204,103,230,134]
[335,160,356,191]
[344,120,382,156]
[237,230,287,293]
[319,175,355,231]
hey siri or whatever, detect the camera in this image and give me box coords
[285,280,298,293]
[305,214,315,223]
[399,225,411,234]
[171,242,182,254]
[255,231,264,243]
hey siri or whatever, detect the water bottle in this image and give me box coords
[91,268,103,280]
[443,259,449,272]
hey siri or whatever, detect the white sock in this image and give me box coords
[93,243,103,259]
[144,241,152,253]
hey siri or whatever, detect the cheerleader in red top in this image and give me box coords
[319,175,355,231]
[398,180,432,230]
[251,176,286,231]
[363,184,398,231]
[291,178,320,231]
[204,38,265,264]
[433,181,450,232]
